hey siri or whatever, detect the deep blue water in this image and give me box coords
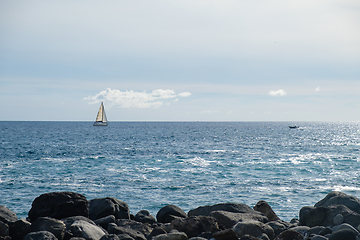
[1,121,359,221]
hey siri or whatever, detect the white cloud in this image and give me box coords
[269,89,287,96]
[315,87,320,92]
[84,88,191,108]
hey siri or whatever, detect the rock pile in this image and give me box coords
[1,191,360,240]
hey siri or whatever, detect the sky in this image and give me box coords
[1,0,360,121]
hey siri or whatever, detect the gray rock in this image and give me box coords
[232,221,275,240]
[153,230,188,240]
[9,219,32,240]
[0,220,9,237]
[28,192,89,222]
[289,226,310,239]
[332,223,359,235]
[24,231,58,240]
[266,221,289,237]
[156,205,187,223]
[115,219,153,237]
[70,220,106,240]
[210,210,268,229]
[0,206,18,224]
[309,226,326,236]
[188,203,263,218]
[315,191,360,214]
[134,210,156,224]
[117,234,135,240]
[188,238,208,240]
[89,198,130,220]
[107,223,146,240]
[147,227,167,240]
[253,201,280,222]
[333,214,344,225]
[310,235,328,240]
[171,216,219,238]
[31,217,66,240]
[239,235,262,240]
[329,229,356,240]
[99,234,120,240]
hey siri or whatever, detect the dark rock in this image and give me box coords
[319,227,332,236]
[212,229,238,240]
[70,220,106,240]
[232,221,275,240]
[152,230,187,240]
[0,206,18,224]
[89,198,130,221]
[210,210,267,229]
[332,223,359,235]
[274,229,303,240]
[9,219,32,240]
[288,226,309,239]
[265,221,288,237]
[298,206,314,226]
[310,235,328,240]
[188,237,208,240]
[28,192,89,222]
[156,205,187,224]
[0,221,8,237]
[239,235,261,240]
[188,203,262,218]
[31,217,66,240]
[94,215,115,230]
[115,219,153,237]
[315,191,360,214]
[117,234,135,240]
[170,216,219,238]
[300,204,360,228]
[134,210,156,224]
[107,223,146,240]
[329,229,356,240]
[309,226,326,236]
[99,234,120,240]
[62,216,96,228]
[24,231,58,240]
[147,227,167,240]
[69,238,86,240]
[253,201,280,222]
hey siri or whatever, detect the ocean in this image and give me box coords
[1,121,359,221]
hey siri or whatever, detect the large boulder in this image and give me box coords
[0,206,18,224]
[153,230,188,240]
[70,220,106,240]
[315,192,360,214]
[89,198,130,220]
[299,205,360,228]
[30,217,66,240]
[134,210,156,224]
[232,220,275,240]
[107,223,146,240]
[0,220,9,237]
[9,219,32,240]
[210,210,268,229]
[115,219,153,237]
[253,201,280,222]
[274,229,303,240]
[188,203,263,218]
[156,205,187,223]
[28,192,89,222]
[212,229,238,240]
[170,216,219,238]
[24,231,58,240]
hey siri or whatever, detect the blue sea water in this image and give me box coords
[1,121,360,221]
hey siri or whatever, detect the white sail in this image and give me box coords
[94,102,108,126]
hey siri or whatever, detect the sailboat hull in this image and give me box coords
[93,122,108,126]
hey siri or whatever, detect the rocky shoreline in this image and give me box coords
[1,191,360,240]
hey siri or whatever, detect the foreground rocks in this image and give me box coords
[1,191,360,240]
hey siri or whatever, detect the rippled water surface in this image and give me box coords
[1,121,359,220]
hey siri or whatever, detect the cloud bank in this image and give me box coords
[269,89,287,97]
[84,88,191,108]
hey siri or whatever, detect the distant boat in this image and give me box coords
[93,102,108,126]
[289,126,299,129]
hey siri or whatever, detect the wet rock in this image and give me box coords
[253,201,280,222]
[188,203,265,219]
[210,210,268,229]
[153,230,187,240]
[31,217,66,240]
[274,229,303,240]
[134,210,156,224]
[9,219,32,240]
[232,220,274,240]
[156,205,187,224]
[70,220,106,240]
[212,229,238,240]
[329,229,356,240]
[170,216,219,238]
[28,192,89,222]
[315,191,360,214]
[94,215,115,230]
[0,206,18,224]
[107,223,146,240]
[89,198,130,221]
[24,231,58,240]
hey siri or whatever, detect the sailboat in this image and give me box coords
[93,102,108,126]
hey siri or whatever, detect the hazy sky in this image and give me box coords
[1,0,359,121]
